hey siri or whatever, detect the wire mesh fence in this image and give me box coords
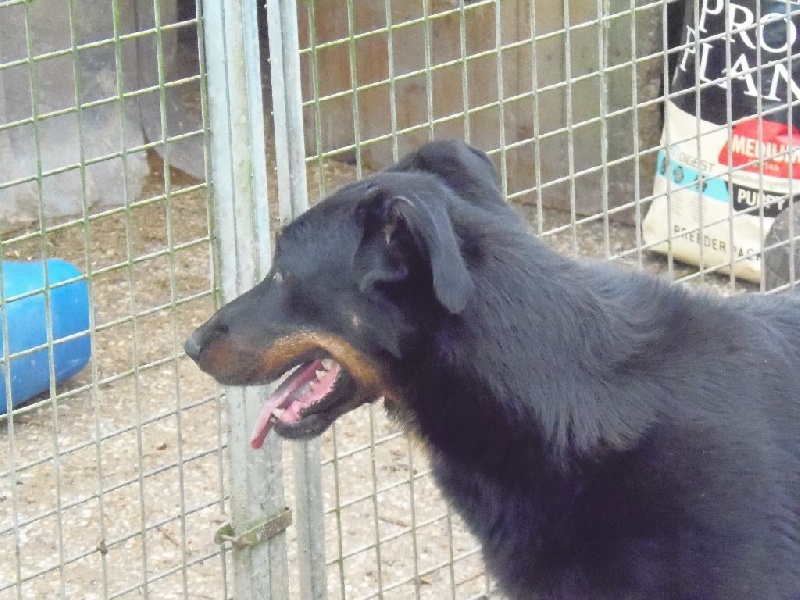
[1,0,799,598]
[0,0,229,597]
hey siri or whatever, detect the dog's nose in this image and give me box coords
[184,332,203,362]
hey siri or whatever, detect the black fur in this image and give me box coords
[186,140,800,599]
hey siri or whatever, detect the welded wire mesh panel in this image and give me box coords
[294,0,800,297]
[0,0,228,598]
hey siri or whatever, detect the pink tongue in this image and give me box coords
[250,359,340,449]
[250,361,320,449]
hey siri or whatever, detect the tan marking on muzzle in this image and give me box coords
[263,332,400,402]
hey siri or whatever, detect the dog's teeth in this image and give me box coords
[315,369,326,380]
[272,408,285,418]
[321,359,334,370]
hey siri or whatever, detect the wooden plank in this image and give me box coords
[296,0,665,221]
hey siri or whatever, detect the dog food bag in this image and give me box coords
[642,0,800,281]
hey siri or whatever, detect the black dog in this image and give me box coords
[185,141,800,599]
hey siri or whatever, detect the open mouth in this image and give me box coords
[250,356,357,448]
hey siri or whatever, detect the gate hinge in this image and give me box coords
[214,507,292,548]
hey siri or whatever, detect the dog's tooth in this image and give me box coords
[321,359,334,370]
[315,369,326,380]
[272,408,285,418]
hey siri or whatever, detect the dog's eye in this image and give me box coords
[272,270,284,283]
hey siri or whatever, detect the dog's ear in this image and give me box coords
[387,140,504,209]
[353,188,473,314]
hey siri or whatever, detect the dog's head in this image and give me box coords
[184,141,503,447]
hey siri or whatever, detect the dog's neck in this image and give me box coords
[407,235,702,475]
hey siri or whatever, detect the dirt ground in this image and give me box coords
[0,152,755,600]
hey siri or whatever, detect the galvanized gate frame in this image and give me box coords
[201,0,287,598]
[202,0,326,597]
[266,0,329,598]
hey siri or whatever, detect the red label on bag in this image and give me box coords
[718,119,800,180]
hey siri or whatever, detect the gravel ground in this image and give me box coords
[0,153,758,600]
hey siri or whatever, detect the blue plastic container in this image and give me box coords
[0,260,91,413]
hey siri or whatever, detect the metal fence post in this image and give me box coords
[202,0,288,598]
[267,1,328,598]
